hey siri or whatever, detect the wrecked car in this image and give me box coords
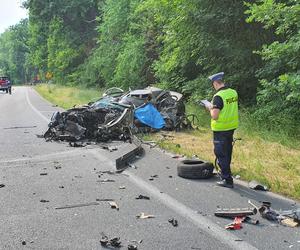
[44,86,191,142]
[44,103,133,142]
[119,87,186,130]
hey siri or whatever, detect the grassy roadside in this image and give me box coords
[34,83,300,200]
[149,104,300,199]
[35,84,102,109]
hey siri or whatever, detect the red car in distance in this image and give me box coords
[0,76,12,94]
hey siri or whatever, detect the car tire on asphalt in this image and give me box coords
[177,159,214,179]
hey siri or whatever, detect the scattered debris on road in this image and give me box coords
[108,201,119,210]
[100,233,122,248]
[136,212,155,219]
[40,199,49,203]
[249,180,268,191]
[215,206,260,229]
[215,207,257,218]
[0,184,5,188]
[135,195,150,200]
[55,202,99,209]
[69,141,87,147]
[100,145,118,152]
[281,218,299,227]
[98,179,116,183]
[128,244,138,250]
[119,186,126,190]
[21,241,26,245]
[40,173,48,176]
[96,198,115,202]
[128,163,137,169]
[225,217,243,230]
[168,218,178,227]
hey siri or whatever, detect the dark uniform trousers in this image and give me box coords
[213,130,234,182]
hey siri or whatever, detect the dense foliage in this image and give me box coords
[246,0,300,131]
[0,0,299,132]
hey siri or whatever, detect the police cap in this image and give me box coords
[208,72,224,82]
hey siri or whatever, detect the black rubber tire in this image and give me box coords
[5,89,8,93]
[8,87,11,95]
[177,159,214,179]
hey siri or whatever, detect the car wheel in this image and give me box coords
[5,89,8,93]
[177,159,214,179]
[9,87,11,94]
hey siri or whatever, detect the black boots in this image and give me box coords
[216,179,234,188]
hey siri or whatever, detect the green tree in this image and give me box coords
[24,0,101,82]
[0,19,30,83]
[246,0,300,132]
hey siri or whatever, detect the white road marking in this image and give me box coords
[25,87,50,123]
[89,149,257,250]
[0,149,87,165]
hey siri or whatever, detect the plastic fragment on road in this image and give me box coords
[281,218,299,227]
[55,202,99,209]
[136,213,155,219]
[40,199,49,203]
[98,179,115,183]
[135,195,150,200]
[134,103,165,129]
[128,163,137,169]
[249,180,268,191]
[128,244,138,250]
[108,201,119,210]
[225,217,244,230]
[168,218,178,227]
[249,200,300,226]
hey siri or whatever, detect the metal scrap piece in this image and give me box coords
[116,136,143,170]
[136,213,155,219]
[98,179,115,183]
[214,208,257,218]
[55,202,99,210]
[135,195,150,200]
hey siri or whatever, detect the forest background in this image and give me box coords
[1,0,300,198]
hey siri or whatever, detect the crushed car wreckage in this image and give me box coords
[44,87,191,142]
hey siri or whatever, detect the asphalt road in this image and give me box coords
[0,86,299,250]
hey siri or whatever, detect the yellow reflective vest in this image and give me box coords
[211,88,239,131]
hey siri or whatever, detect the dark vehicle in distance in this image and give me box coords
[0,76,12,94]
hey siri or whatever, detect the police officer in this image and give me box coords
[208,72,239,188]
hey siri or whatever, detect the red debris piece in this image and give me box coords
[225,217,245,230]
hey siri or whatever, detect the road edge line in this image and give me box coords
[89,149,258,250]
